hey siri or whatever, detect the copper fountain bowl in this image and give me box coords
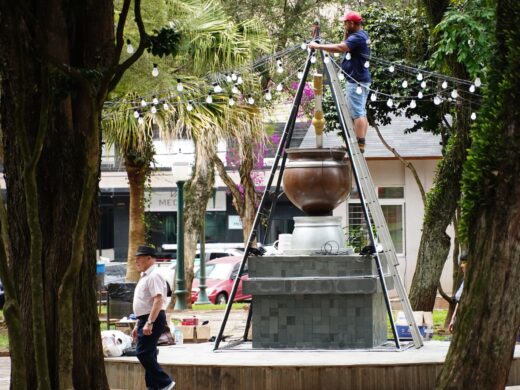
[282,148,351,216]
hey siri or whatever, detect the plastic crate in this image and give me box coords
[396,324,426,339]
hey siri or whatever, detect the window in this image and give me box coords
[347,187,405,254]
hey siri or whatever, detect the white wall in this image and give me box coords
[333,158,456,294]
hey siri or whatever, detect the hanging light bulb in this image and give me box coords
[187,101,194,111]
[434,96,442,105]
[418,91,424,99]
[133,110,140,119]
[474,77,482,87]
[388,65,395,73]
[276,83,283,92]
[410,99,417,109]
[138,117,144,125]
[442,81,448,89]
[470,112,477,120]
[338,71,345,81]
[247,95,255,105]
[370,93,377,102]
[152,96,159,105]
[364,61,370,68]
[324,54,330,64]
[140,98,147,107]
[276,59,283,67]
[152,64,159,77]
[469,84,476,93]
[126,39,134,54]
[417,73,423,81]
[311,54,317,63]
[301,42,307,50]
[421,81,427,89]
[402,80,408,88]
[386,98,393,108]
[206,93,213,104]
[237,76,244,84]
[276,65,283,74]
[232,84,239,94]
[231,72,237,81]
[163,102,169,110]
[451,90,458,99]
[346,52,351,61]
[176,79,184,92]
[151,105,157,114]
[214,83,223,93]
[228,95,235,106]
[226,73,232,83]
[298,71,304,79]
[333,52,339,57]
[265,90,272,101]
[356,85,363,95]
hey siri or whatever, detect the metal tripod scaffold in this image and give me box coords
[213,46,423,351]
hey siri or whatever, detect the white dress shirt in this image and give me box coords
[132,264,168,317]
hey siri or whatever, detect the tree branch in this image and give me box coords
[372,122,427,204]
[113,0,132,66]
[211,153,244,216]
[104,0,150,96]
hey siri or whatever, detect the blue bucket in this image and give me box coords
[96,262,106,274]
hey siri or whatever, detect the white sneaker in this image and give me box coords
[160,381,175,390]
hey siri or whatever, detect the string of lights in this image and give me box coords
[105,37,484,123]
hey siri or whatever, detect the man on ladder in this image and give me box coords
[308,11,371,153]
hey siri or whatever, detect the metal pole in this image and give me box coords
[174,180,188,310]
[322,55,401,349]
[213,49,316,351]
[195,217,210,304]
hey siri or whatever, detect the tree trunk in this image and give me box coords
[436,1,520,387]
[184,142,216,307]
[0,1,115,388]
[125,157,149,281]
[410,0,474,311]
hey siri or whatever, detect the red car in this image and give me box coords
[191,256,251,304]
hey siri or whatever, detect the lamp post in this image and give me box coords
[174,180,188,310]
[195,217,211,304]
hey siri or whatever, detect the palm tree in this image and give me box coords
[103,0,271,282]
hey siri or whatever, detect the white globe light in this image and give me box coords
[402,80,408,89]
[474,77,482,87]
[387,98,393,108]
[152,66,159,77]
[469,84,476,93]
[232,85,239,94]
[338,72,345,81]
[324,56,330,64]
[206,94,213,104]
[214,84,223,93]
[389,65,395,73]
[187,102,194,111]
[421,81,427,89]
[247,96,255,105]
[364,61,370,68]
[418,91,423,99]
[133,110,139,118]
[417,73,423,81]
[301,42,307,50]
[410,99,417,109]
[140,99,147,107]
[370,93,377,102]
[163,103,169,110]
[311,55,317,64]
[231,73,237,81]
[276,83,283,92]
[277,66,283,74]
[151,106,157,114]
[152,97,159,105]
[434,96,442,105]
[228,97,235,106]
[442,81,448,89]
[298,71,304,79]
[346,52,351,61]
[265,91,272,101]
[356,86,362,95]
[470,112,477,120]
[451,90,458,99]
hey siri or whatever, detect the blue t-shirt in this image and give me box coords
[341,30,371,84]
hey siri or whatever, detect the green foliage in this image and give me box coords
[148,27,182,58]
[430,1,495,80]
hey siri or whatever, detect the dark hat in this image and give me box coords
[135,245,156,257]
[459,252,468,261]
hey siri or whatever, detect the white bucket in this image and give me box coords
[277,234,293,253]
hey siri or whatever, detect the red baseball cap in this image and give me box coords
[342,11,363,23]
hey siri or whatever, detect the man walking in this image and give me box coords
[132,245,175,390]
[308,11,371,153]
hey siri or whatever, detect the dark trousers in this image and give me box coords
[136,310,172,389]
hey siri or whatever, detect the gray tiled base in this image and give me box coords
[246,255,388,349]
